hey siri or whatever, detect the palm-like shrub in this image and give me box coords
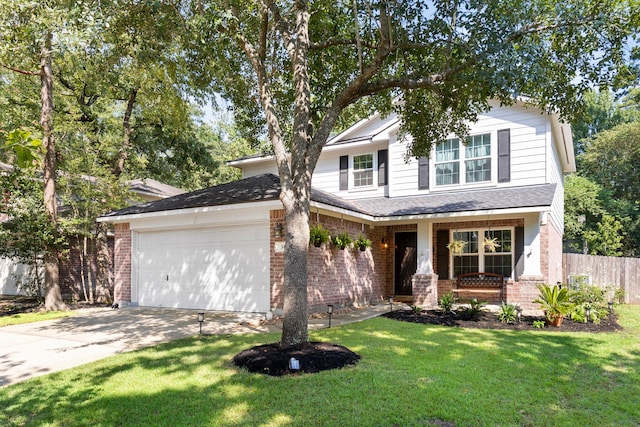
[533,284,573,326]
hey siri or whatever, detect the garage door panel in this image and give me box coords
[136,224,270,312]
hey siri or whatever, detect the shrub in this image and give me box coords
[464,298,486,320]
[498,302,518,323]
[533,284,573,323]
[438,292,455,313]
[569,283,612,324]
[532,320,546,329]
[410,305,422,314]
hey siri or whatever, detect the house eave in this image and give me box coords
[98,200,283,224]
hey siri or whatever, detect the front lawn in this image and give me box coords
[1,306,639,426]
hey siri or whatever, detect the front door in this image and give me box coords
[394,232,417,296]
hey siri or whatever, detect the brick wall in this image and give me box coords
[270,210,390,313]
[113,223,131,304]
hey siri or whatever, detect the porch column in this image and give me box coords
[413,220,438,307]
[522,213,543,277]
[416,221,433,274]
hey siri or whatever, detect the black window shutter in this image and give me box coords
[515,226,525,279]
[437,230,450,279]
[339,155,348,190]
[418,156,429,189]
[498,129,511,183]
[377,149,388,186]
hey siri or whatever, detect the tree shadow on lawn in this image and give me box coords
[1,320,639,426]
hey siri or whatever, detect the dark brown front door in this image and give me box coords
[395,232,417,295]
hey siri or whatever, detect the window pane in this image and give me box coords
[465,158,491,182]
[436,138,459,162]
[453,256,479,277]
[436,162,459,185]
[465,134,491,158]
[354,154,373,170]
[486,229,512,253]
[453,231,478,253]
[354,170,373,186]
[484,254,512,277]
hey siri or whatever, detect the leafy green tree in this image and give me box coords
[564,174,604,253]
[579,121,640,255]
[185,0,638,348]
[585,214,624,256]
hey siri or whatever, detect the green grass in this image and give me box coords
[1,306,639,426]
[0,310,73,327]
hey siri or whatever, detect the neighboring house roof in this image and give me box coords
[125,178,185,199]
[101,173,556,221]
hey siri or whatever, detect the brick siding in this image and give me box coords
[113,223,131,304]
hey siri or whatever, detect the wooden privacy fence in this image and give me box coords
[562,253,640,304]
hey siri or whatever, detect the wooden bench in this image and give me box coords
[453,272,504,301]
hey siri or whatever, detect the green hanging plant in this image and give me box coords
[447,239,466,256]
[309,224,330,247]
[332,232,352,250]
[483,236,501,253]
[355,233,372,251]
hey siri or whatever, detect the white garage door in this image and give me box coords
[136,223,270,312]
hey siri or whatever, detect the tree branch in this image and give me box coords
[1,64,38,76]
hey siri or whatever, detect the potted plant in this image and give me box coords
[533,283,573,327]
[447,239,466,256]
[483,236,500,252]
[331,232,352,250]
[309,224,330,247]
[354,233,372,251]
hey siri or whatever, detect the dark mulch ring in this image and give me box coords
[382,309,623,332]
[0,296,42,316]
[233,341,361,376]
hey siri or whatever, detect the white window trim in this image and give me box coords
[433,132,495,189]
[351,152,376,190]
[449,227,515,279]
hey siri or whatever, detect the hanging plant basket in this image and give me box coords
[309,224,330,247]
[447,239,466,256]
[483,236,501,253]
[332,232,352,250]
[355,233,372,251]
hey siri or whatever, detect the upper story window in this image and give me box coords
[353,153,374,187]
[435,133,491,187]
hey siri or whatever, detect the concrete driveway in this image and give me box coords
[0,307,277,387]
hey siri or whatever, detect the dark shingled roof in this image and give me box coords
[101,173,556,219]
[102,174,283,217]
[354,184,557,217]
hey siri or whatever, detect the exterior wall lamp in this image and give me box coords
[274,222,284,239]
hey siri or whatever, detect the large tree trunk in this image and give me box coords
[40,31,66,311]
[95,222,112,304]
[279,188,311,348]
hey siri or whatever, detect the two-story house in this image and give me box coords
[100,100,575,313]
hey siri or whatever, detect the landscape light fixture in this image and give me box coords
[197,312,205,334]
[289,357,300,371]
[585,306,591,323]
[389,296,394,312]
[516,305,523,323]
[608,301,614,314]
[327,304,334,328]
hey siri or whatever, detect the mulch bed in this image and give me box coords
[382,308,623,332]
[233,341,361,376]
